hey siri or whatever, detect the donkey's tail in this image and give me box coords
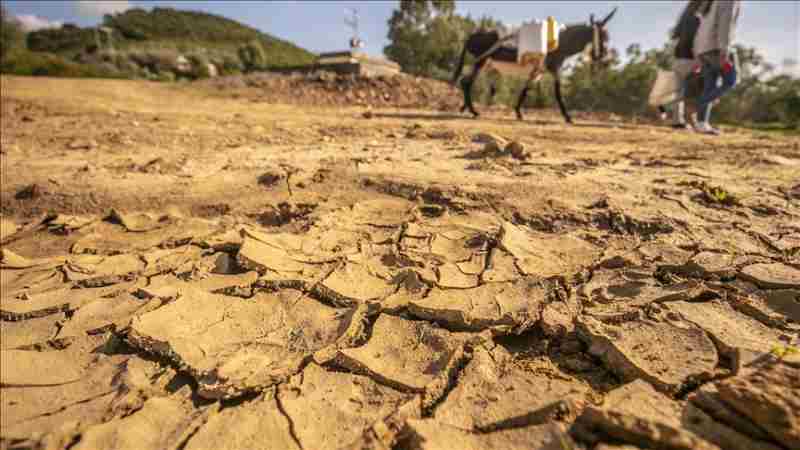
[451,39,469,86]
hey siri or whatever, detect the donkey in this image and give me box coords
[452,8,618,123]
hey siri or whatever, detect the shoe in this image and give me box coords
[671,123,691,130]
[695,122,720,135]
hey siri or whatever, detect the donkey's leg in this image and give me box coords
[514,83,531,121]
[459,64,472,113]
[487,67,500,105]
[554,76,573,124]
[463,59,488,118]
[460,89,469,113]
[515,69,543,121]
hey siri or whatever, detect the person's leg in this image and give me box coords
[697,50,742,115]
[697,55,719,108]
[673,71,688,127]
[696,52,723,133]
[669,59,693,128]
[658,105,668,121]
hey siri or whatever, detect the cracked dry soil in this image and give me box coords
[1,75,800,450]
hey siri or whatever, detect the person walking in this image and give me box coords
[661,0,705,130]
[693,0,742,135]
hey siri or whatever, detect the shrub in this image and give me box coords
[1,6,24,61]
[156,71,176,82]
[1,49,121,78]
[238,40,267,72]
[187,53,212,79]
[128,49,181,74]
[27,25,102,55]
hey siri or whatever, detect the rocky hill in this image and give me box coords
[6,7,316,79]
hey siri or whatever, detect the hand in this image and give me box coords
[720,54,732,73]
[722,60,733,74]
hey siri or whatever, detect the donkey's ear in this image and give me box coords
[602,7,618,25]
[590,13,595,25]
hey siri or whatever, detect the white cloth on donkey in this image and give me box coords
[517,22,548,57]
[515,18,565,65]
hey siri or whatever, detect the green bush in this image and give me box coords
[128,49,182,74]
[101,7,314,67]
[187,53,212,79]
[22,7,314,69]
[156,71,176,82]
[238,40,267,72]
[27,24,103,55]
[782,93,800,128]
[1,7,24,61]
[113,53,140,74]
[1,49,121,78]
[217,54,243,76]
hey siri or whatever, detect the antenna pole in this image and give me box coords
[344,8,364,50]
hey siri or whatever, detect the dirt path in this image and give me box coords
[1,75,799,450]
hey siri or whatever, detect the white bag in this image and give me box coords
[517,18,563,65]
[648,69,681,107]
[517,21,548,59]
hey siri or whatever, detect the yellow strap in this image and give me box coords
[547,17,559,52]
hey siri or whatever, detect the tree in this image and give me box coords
[1,6,24,61]
[384,0,463,77]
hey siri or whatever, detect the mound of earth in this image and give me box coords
[198,71,463,110]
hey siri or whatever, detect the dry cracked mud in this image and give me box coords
[1,75,799,450]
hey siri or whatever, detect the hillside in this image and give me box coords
[28,7,314,65]
[5,7,315,79]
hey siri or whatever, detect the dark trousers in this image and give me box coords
[697,49,738,123]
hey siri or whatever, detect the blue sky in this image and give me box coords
[5,0,799,76]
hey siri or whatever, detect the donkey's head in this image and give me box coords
[589,7,617,69]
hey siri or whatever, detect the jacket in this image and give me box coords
[693,0,741,56]
[674,12,701,60]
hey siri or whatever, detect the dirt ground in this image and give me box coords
[1,74,799,450]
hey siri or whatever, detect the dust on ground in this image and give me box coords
[1,74,799,450]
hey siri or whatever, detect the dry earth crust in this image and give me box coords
[1,75,799,450]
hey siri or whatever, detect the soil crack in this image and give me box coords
[274,388,304,450]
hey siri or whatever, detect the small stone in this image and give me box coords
[15,184,41,200]
[472,132,507,147]
[211,253,236,274]
[559,338,585,355]
[483,141,502,155]
[362,111,374,119]
[67,139,97,150]
[562,355,595,373]
[505,141,527,160]
[740,263,800,290]
[257,172,284,187]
